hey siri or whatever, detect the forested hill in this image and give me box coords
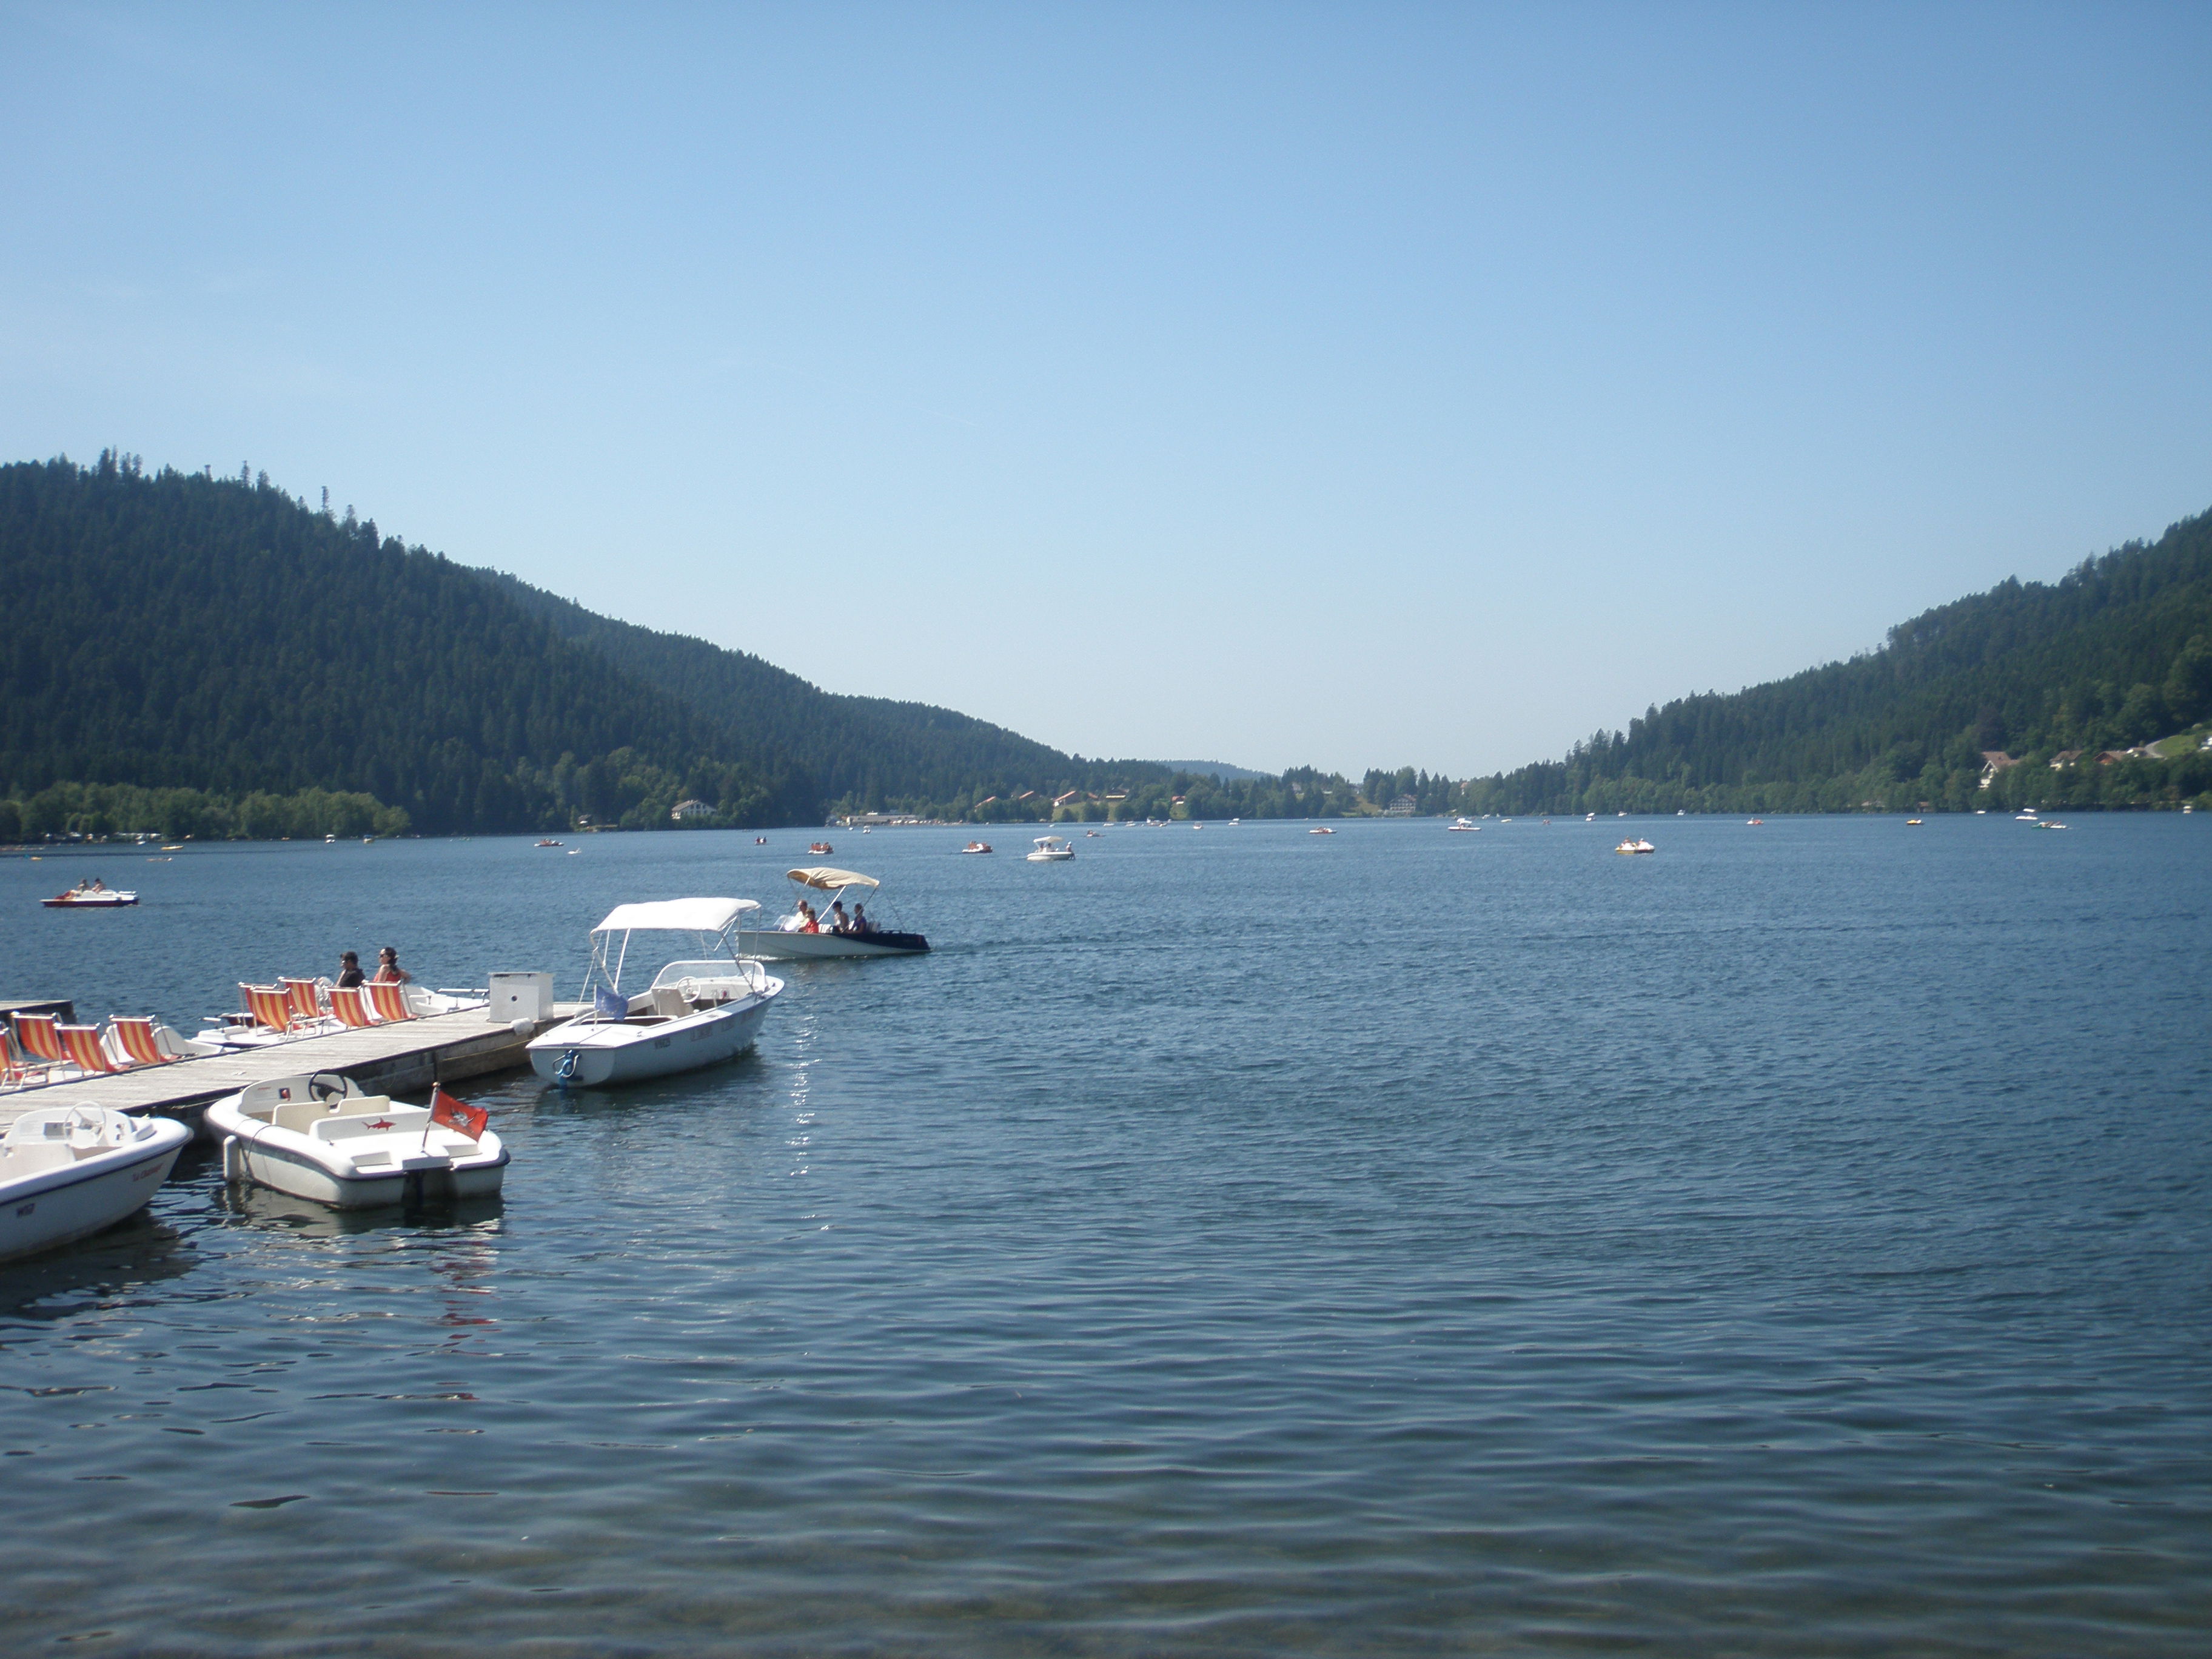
[1461,508,2212,814]
[0,454,1172,837]
[472,569,1166,811]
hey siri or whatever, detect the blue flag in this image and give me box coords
[594,986,628,1020]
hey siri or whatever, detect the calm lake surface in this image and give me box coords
[2,816,2207,1655]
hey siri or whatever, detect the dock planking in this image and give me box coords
[0,1005,583,1130]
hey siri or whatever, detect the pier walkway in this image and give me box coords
[0,1006,581,1130]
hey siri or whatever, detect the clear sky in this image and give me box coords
[5,3,2208,777]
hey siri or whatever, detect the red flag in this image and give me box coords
[431,1087,488,1141]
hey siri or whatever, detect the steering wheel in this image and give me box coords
[675,977,705,1004]
[309,1074,348,1103]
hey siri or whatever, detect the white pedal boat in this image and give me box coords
[206,1073,508,1209]
[0,1105,190,1262]
[528,897,783,1087]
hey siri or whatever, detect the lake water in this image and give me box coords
[2,816,2207,1655]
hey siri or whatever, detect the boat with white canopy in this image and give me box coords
[0,1105,190,1262]
[528,897,783,1086]
[1027,836,1074,861]
[736,868,931,959]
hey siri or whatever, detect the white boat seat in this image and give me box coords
[309,1105,429,1142]
[0,1143,76,1173]
[651,987,689,1019]
[270,1095,392,1134]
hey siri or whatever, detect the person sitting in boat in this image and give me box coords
[374,947,413,984]
[796,901,820,935]
[850,903,874,936]
[335,950,364,989]
[89,877,108,893]
[828,900,850,934]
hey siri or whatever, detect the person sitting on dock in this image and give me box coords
[374,947,412,984]
[335,950,364,989]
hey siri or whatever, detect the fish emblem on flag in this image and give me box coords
[431,1087,488,1141]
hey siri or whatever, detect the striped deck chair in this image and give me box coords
[57,1024,124,1074]
[108,1016,178,1067]
[241,984,296,1036]
[14,1012,68,1067]
[364,980,414,1024]
[281,978,327,1028]
[329,986,375,1029]
[0,1026,43,1087]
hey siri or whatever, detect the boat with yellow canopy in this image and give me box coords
[736,868,931,959]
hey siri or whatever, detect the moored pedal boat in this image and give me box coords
[206,1073,506,1208]
[529,897,783,1086]
[0,1105,190,1261]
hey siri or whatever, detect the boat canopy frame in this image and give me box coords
[583,897,760,1005]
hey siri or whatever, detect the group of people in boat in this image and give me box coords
[782,899,876,937]
[67,877,112,895]
[331,946,412,988]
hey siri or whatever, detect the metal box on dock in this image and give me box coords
[486,971,553,1023]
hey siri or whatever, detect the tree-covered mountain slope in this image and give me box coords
[0,456,806,833]
[1461,508,2212,814]
[471,569,1167,814]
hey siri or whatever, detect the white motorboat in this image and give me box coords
[1308,826,1335,836]
[42,883,137,908]
[961,841,993,854]
[1615,838,1657,854]
[529,897,783,1087]
[206,1072,507,1208]
[736,868,931,959]
[0,1105,190,1262]
[1449,817,1480,832]
[1027,836,1075,862]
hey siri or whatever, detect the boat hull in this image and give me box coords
[0,1122,189,1262]
[528,993,776,1086]
[733,929,928,960]
[216,1134,507,1208]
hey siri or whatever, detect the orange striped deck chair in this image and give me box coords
[57,1024,124,1074]
[108,1017,176,1067]
[14,1012,67,1066]
[329,986,375,1029]
[282,978,329,1028]
[242,984,295,1035]
[0,1025,41,1087]
[364,980,414,1024]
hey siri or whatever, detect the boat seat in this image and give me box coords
[1,1143,76,1173]
[269,1094,388,1134]
[651,987,691,1019]
[310,1106,429,1142]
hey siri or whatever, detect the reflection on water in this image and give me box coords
[0,818,2207,1654]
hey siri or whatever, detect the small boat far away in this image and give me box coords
[1615,838,1657,854]
[738,868,932,959]
[1309,826,1335,835]
[529,898,785,1087]
[1449,817,1480,832]
[1027,836,1076,861]
[537,838,564,848]
[962,841,993,854]
[810,840,834,854]
[43,880,137,908]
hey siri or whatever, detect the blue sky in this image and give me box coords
[4,2,2208,775]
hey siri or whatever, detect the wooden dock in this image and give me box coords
[0,1006,583,1130]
